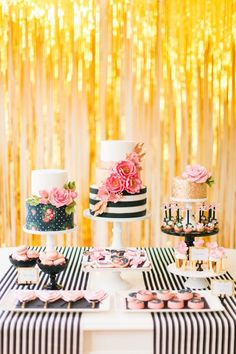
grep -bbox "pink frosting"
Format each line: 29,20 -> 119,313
115,160 -> 137,180
62,291 -> 84,302
175,241 -> 188,254
182,164 -> 211,183
105,173 -> 125,193
37,290 -> 62,303
14,290 -> 37,303
193,239 -> 204,247
49,188 -> 73,208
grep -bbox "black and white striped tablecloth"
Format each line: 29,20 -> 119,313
143,248 -> 236,354
0,247 -> 88,354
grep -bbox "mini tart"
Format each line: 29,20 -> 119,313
187,298 -> 205,309
127,292 -> 137,302
167,297 -> 184,309
156,290 -> 174,301
176,289 -> 193,301
127,299 -> 145,310
136,290 -> 153,301
147,299 -> 164,309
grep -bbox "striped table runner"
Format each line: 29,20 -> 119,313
143,248 -> 236,354
0,247 -> 88,354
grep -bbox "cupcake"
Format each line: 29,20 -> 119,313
174,222 -> 183,233
174,241 -> 188,270
196,223 -> 205,233
183,223 -> 194,234
205,222 -> 215,233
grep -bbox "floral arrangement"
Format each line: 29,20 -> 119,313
93,143 -> 145,216
26,181 -> 77,215
182,164 -> 214,186
175,241 -> 188,255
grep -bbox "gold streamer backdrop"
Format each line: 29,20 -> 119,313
0,0 -> 235,248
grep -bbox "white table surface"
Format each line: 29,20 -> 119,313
1,247 -> 235,354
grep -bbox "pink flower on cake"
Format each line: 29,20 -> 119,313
97,185 -> 110,202
39,198 -> 48,204
115,160 -> 137,180
182,164 -> 211,183
125,174 -> 142,194
39,190 -> 49,198
49,187 -> 73,208
109,193 -> 122,203
105,173 -> 125,194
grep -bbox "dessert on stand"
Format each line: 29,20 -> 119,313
23,169 -> 78,250
84,140 -> 151,289
162,164 -> 226,288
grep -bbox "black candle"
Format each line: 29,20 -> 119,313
187,209 -> 189,224
208,206 -> 212,222
213,206 -> 215,219
169,204 -> 171,220
177,208 -> 180,222
164,205 -> 168,219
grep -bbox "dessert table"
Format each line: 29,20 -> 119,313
0,247 -> 235,354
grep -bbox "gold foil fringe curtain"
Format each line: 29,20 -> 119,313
0,0 -> 235,248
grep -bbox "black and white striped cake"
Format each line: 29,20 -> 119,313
89,184 -> 147,218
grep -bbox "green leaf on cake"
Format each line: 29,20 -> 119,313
26,196 -> 40,206
206,176 -> 214,187
65,200 -> 76,214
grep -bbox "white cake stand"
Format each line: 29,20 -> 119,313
84,209 -> 151,249
167,262 -> 225,289
83,209 -> 151,290
23,225 -> 78,251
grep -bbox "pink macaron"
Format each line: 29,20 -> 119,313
16,245 -> 28,255
136,290 -> 153,302
156,290 -> 174,301
176,289 -> 193,301
27,250 -> 39,259
41,259 -> 54,266
188,298 -> 205,309
127,292 -> 137,302
14,254 -> 29,261
127,299 -> 145,310
53,258 -> 66,266
147,299 -> 164,309
167,297 -> 184,309
45,251 -> 58,261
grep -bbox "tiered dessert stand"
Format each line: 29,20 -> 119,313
161,197 -> 222,289
83,209 -> 151,290
23,225 -> 78,251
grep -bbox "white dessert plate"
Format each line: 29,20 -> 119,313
117,290 -> 224,313
0,290 -> 110,313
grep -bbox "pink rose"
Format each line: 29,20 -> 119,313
39,198 -> 48,204
48,187 -> 73,208
115,160 -> 137,180
125,174 -> 142,194
105,173 -> 125,194
182,164 -> 211,183
39,190 -> 49,198
109,193 -> 122,203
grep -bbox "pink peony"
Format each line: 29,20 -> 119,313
97,185 -> 110,202
182,164 -> 211,183
109,193 -> 122,203
39,190 -> 49,198
125,174 -> 142,194
126,152 -> 141,166
105,173 -> 125,194
48,187 -> 73,208
115,160 -> 137,180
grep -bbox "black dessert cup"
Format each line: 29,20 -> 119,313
9,254 -> 38,268
37,258 -> 68,290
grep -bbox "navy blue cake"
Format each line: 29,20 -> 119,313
25,169 -> 77,232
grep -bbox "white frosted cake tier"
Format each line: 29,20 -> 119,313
31,169 -> 67,196
101,140 -> 136,162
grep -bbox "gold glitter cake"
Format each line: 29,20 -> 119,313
171,177 -> 207,201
